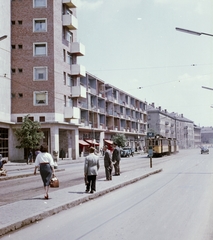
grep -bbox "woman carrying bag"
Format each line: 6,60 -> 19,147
34,145 -> 55,199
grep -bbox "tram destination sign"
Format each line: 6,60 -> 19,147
147,132 -> 154,138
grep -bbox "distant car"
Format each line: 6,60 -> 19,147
120,147 -> 134,157
201,147 -> 209,154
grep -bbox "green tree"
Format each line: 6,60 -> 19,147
112,133 -> 126,148
15,115 -> 44,159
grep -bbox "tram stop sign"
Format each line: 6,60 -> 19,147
148,147 -> 153,157
147,132 -> 154,138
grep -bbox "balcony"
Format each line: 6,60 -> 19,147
64,106 -> 80,119
63,0 -> 77,8
71,85 -> 86,98
71,42 -> 85,56
63,14 -> 78,30
71,64 -> 86,77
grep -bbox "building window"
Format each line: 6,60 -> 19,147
18,93 -> 23,98
33,0 -> 47,8
64,30 -> 73,42
18,45 -> 23,49
11,69 -> 16,73
18,68 -> 23,73
34,19 -> 47,32
67,52 -> 72,65
64,95 -> 66,107
34,67 -> 48,80
63,49 -> 66,62
29,117 -> 34,121
18,20 -> 22,25
0,128 -> 9,158
11,21 -> 15,25
34,43 -> 47,56
67,74 -> 72,86
34,91 -> 48,105
39,116 -> 45,122
17,117 -> 22,122
63,72 -> 66,85
12,45 -> 16,49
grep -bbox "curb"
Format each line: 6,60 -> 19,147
0,168 -> 162,236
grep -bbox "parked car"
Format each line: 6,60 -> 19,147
120,147 -> 134,157
201,147 -> 209,154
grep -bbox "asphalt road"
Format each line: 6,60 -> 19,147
1,148 -> 212,240
0,153 -> 168,206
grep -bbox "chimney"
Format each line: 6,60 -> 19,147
151,102 -> 155,108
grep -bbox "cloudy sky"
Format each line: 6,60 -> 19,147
77,0 -> 213,127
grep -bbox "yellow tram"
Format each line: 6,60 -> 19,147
146,134 -> 178,157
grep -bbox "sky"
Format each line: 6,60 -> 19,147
76,0 -> 213,127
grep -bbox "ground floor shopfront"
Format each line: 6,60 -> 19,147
1,122 -> 146,162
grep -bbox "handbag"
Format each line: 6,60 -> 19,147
50,175 -> 59,188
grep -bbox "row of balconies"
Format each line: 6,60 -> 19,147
72,85 -> 146,112
78,119 -> 146,133
64,106 -> 146,125
62,1 -> 86,77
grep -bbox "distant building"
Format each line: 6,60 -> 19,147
194,125 -> 201,148
201,127 -> 213,145
147,103 -> 196,149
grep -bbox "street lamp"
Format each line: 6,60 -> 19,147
0,35 -> 7,41
175,28 -> 213,37
202,86 -> 213,91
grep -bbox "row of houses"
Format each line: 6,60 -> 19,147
0,1 -> 207,161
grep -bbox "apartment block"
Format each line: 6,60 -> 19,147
74,73 -> 147,156
10,0 -> 85,160
147,103 -> 195,149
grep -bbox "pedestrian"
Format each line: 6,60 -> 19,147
112,142 -> 121,176
35,148 -> 41,158
34,145 -> 55,199
84,147 -> 100,193
60,148 -> 65,160
103,145 -> 112,180
0,158 -> 7,176
28,150 -> 33,164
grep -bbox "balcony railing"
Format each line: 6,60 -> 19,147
63,0 -> 77,8
63,14 -> 78,30
71,64 -> 86,77
71,85 -> 86,98
64,106 -> 80,119
71,42 -> 85,56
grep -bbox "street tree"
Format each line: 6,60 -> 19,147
112,133 -> 126,148
15,115 -> 44,160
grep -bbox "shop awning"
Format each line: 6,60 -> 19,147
85,139 -> 99,146
104,140 -> 113,145
79,140 -> 90,146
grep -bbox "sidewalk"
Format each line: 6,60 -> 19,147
0,165 -> 162,237
0,158 -> 85,180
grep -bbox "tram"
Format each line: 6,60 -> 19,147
146,134 -> 179,157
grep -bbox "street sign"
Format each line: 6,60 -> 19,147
148,148 -> 153,157
147,132 -> 154,138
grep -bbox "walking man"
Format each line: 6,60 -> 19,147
84,147 -> 100,193
112,142 -> 121,176
103,145 -> 112,180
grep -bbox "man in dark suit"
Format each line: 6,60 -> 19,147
112,142 -> 121,176
103,145 -> 112,180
